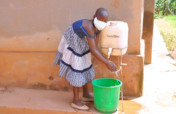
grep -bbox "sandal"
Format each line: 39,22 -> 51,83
82,97 -> 94,102
71,103 -> 89,110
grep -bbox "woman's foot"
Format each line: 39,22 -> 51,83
82,93 -> 94,102
73,100 -> 84,106
72,87 -> 89,110
82,84 -> 94,102
72,100 -> 89,110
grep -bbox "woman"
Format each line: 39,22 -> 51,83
54,8 -> 117,110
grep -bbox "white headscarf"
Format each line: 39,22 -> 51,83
93,17 -> 107,31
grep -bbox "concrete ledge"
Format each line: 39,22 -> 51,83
0,88 -> 142,114
0,52 -> 143,97
0,88 -> 99,114
0,52 -> 66,90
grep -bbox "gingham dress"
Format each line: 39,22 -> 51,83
54,19 -> 97,87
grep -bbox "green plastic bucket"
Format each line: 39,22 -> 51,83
92,78 -> 122,113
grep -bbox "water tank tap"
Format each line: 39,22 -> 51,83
108,48 -> 112,59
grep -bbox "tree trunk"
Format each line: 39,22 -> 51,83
163,0 -> 167,15
167,5 -> 175,15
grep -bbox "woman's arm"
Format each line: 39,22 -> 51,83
83,20 -> 117,71
87,37 -> 107,64
95,32 -> 102,54
87,37 -> 117,71
95,32 -> 100,46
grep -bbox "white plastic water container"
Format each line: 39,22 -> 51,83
100,21 -> 129,56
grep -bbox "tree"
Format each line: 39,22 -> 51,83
155,0 -> 176,16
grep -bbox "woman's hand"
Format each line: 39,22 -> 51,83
105,61 -> 117,72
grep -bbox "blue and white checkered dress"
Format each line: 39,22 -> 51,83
54,19 -> 96,87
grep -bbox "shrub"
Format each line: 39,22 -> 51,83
155,0 -> 176,16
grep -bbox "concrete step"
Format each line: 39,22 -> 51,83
0,88 -> 141,114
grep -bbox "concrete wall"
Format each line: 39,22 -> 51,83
0,0 -> 144,97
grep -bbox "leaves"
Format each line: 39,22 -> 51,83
155,0 -> 176,16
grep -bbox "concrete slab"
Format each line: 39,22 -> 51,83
0,52 -> 144,97
0,88 -> 97,114
0,88 -> 142,114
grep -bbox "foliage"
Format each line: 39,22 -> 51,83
155,0 -> 176,16
156,18 -> 176,51
165,15 -> 176,28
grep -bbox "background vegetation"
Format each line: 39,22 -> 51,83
155,0 -> 176,52
155,0 -> 176,18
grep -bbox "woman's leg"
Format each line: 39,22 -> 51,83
73,87 -> 84,106
83,83 -> 94,98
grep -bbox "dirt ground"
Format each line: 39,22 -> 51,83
131,23 -> 176,114
169,50 -> 176,60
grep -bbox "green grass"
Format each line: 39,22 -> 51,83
160,30 -> 176,51
154,14 -> 163,19
164,16 -> 176,28
144,61 -> 148,65
155,16 -> 176,51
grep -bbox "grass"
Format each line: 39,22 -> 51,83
155,15 -> 176,51
154,13 -> 164,19
164,16 -> 176,28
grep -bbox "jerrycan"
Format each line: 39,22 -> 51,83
100,21 -> 129,56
